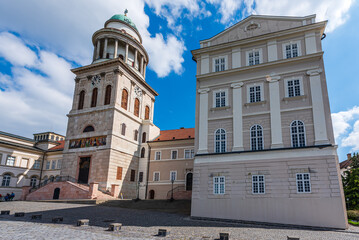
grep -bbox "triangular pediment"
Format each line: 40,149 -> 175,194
203,15 -> 316,47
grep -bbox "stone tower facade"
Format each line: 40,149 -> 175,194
61,13 -> 159,199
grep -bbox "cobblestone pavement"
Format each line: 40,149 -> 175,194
0,201 -> 358,240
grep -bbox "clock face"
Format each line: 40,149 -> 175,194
91,75 -> 101,87
134,86 -> 142,97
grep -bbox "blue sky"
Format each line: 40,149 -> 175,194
0,0 -> 358,162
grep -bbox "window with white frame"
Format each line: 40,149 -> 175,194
171,150 -> 178,160
33,160 -> 41,169
185,149 -> 194,159
285,43 -> 299,59
155,151 -> 161,160
213,176 -> 225,195
6,156 -> 15,166
213,56 -> 226,72
2,174 -> 11,187
252,175 -> 265,194
57,159 -> 62,169
215,129 -> 226,153
249,86 -> 261,103
51,160 -> 56,169
215,91 -> 226,107
46,161 -> 50,170
291,120 -> 306,147
30,177 -> 37,188
248,50 -> 260,66
287,79 -> 301,97
296,173 -> 311,193
251,125 -> 264,150
153,172 -> 160,181
170,171 -> 177,181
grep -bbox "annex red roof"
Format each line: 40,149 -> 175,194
49,140 -> 65,151
153,128 -> 195,142
340,159 -> 352,169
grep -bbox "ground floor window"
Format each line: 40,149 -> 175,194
213,176 -> 225,195
252,175 -> 265,194
296,173 -> 311,193
2,174 -> 11,186
30,177 -> 37,188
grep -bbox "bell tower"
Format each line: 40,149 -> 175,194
61,11 -> 160,199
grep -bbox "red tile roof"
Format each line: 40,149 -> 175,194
152,128 -> 195,142
340,159 -> 352,169
49,140 -> 65,151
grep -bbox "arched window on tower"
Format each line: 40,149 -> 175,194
250,125 -> 263,151
134,98 -> 140,117
291,120 -> 306,147
142,132 -> 146,143
121,89 -> 128,110
214,128 -> 226,153
83,125 -> 95,133
121,123 -> 126,136
145,106 -> 150,120
141,147 -> 146,158
78,90 -> 85,110
91,88 -> 98,107
104,85 -> 112,105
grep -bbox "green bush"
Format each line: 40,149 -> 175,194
347,210 -> 359,221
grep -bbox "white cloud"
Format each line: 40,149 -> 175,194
0,0 -> 186,78
342,120 -> 359,151
243,0 -> 355,32
207,0 -> 243,24
331,106 -> 359,139
0,32 -> 74,136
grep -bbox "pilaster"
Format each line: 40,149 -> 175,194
267,40 -> 277,62
267,75 -> 283,148
232,48 -> 241,68
307,68 -> 329,145
305,31 -> 317,54
198,88 -> 210,154
200,54 -> 209,75
102,38 -> 108,59
231,82 -> 244,151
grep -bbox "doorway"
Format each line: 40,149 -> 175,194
186,173 -> 193,191
78,157 -> 90,184
149,190 -> 155,199
53,188 -> 60,199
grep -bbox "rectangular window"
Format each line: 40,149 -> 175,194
296,173 -> 311,193
285,43 -> 298,59
287,79 -> 301,97
20,158 -> 29,168
155,151 -> 161,160
215,91 -> 226,108
154,172 -> 160,181
46,161 -> 50,170
170,171 -> 177,181
33,160 -> 41,169
171,150 -> 178,160
6,156 -> 15,166
185,149 -> 195,159
51,160 -> 56,169
249,86 -> 261,103
139,172 -> 144,182
252,175 -> 265,194
213,176 -> 225,195
214,57 -> 226,72
116,167 -> 123,180
248,51 -> 260,66
130,169 -> 136,182
57,159 -> 62,169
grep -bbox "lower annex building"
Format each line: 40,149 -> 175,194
0,12 -> 347,229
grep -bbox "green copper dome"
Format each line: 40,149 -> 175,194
109,14 -> 138,31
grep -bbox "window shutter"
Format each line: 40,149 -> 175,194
145,106 -> 150,120
134,98 -> 140,117
104,85 -> 112,105
78,91 -> 85,110
117,167 -> 122,180
121,89 -> 128,110
91,88 -> 98,107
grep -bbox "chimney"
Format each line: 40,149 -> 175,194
347,153 -> 352,160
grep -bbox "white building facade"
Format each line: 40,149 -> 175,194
191,15 -> 347,229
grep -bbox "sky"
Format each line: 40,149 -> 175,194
0,0 -> 358,162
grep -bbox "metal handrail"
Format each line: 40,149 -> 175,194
29,175 -> 81,193
166,185 -> 185,199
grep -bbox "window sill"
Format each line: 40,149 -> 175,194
210,106 -> 231,112
283,95 -> 307,102
244,100 -> 266,107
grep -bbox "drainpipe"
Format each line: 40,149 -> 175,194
38,151 -> 46,188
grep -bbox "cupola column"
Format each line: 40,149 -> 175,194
140,56 -> 144,74
114,40 -> 118,58
96,40 -> 100,60
143,63 -> 147,78
134,49 -> 138,70
125,43 -> 129,64
102,38 -> 108,59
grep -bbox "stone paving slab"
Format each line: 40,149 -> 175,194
0,201 -> 358,240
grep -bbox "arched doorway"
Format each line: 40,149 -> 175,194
78,157 -> 90,184
53,188 -> 60,199
186,173 -> 193,191
149,190 -> 155,199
